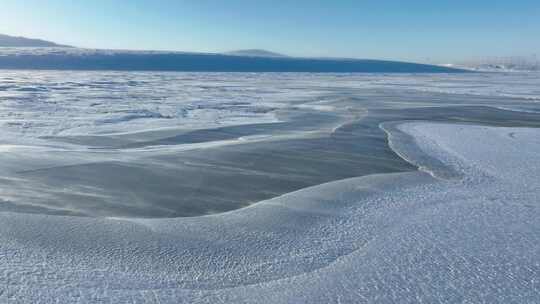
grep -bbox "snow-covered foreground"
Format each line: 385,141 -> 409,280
1,122 -> 539,303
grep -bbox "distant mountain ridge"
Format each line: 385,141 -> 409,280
0,34 -> 466,73
0,34 -> 71,47
225,49 -> 287,58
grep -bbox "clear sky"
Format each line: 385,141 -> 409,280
1,0 -> 538,63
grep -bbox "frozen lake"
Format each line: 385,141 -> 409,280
1,71 -> 539,217
1,71 -> 540,303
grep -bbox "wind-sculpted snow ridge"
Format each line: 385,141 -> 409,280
1,122 -> 539,303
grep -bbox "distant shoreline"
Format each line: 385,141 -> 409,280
0,48 -> 465,73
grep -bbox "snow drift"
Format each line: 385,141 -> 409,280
1,122 -> 539,303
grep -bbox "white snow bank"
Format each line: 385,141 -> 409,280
1,122 -> 539,303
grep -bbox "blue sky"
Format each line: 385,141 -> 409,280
1,0 -> 539,63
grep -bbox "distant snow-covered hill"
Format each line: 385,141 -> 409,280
224,49 -> 287,57
0,33 -> 71,47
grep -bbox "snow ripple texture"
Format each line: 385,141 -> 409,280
1,122 -> 539,303
0,71 -> 287,139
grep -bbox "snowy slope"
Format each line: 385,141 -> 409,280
1,122 -> 539,303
